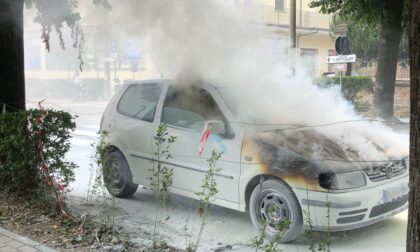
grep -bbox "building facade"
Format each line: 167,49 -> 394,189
24,0 -> 335,99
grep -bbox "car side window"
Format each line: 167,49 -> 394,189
117,84 -> 162,122
161,86 -> 226,132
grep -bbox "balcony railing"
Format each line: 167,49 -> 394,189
259,6 -> 332,30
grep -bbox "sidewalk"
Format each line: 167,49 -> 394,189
0,227 -> 56,252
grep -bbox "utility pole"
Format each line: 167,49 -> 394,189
290,0 -> 296,48
290,0 -> 297,77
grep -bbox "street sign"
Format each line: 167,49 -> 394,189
335,36 -> 351,55
334,24 -> 349,36
334,63 -> 347,72
326,54 -> 356,64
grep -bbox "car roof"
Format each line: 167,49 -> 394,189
122,78 -> 228,89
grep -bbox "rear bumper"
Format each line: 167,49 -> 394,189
293,175 -> 409,232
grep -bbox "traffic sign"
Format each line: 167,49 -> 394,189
335,36 -> 351,55
326,54 -> 356,64
333,63 -> 347,72
334,24 -> 349,36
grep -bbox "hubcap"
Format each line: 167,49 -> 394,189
105,157 -> 124,192
255,190 -> 291,232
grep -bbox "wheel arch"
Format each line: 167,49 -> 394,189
108,145 -> 131,165
108,144 -> 121,153
244,174 -> 290,212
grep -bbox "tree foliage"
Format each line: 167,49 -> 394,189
311,0 -> 408,119
311,0 -> 409,62
310,0 -> 401,23
330,14 -> 409,65
24,0 -> 111,70
315,76 -> 373,105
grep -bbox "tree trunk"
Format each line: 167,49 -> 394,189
407,0 -> 420,251
0,0 -> 25,112
373,0 -> 404,119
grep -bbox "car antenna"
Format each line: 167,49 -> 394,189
150,53 -> 164,79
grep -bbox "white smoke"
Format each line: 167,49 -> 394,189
85,0 -> 407,161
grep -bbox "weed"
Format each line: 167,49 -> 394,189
304,189 -> 332,252
85,130 -> 117,229
304,188 -> 316,252
317,197 -> 331,252
150,123 -> 176,248
189,150 -> 222,252
251,218 -> 291,252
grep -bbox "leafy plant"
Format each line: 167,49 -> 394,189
150,123 -> 176,248
317,201 -> 331,252
0,109 -> 76,197
251,219 -> 291,252
304,189 -> 332,252
315,76 -> 374,105
330,14 -> 409,65
85,130 -> 117,228
190,150 -> 222,252
304,209 -> 316,252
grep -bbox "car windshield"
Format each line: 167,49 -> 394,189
217,86 -> 266,123
216,86 -> 244,117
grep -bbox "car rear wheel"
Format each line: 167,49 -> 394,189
249,179 -> 303,243
104,150 -> 138,198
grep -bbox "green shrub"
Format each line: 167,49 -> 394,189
0,109 -> 76,196
315,76 -> 374,104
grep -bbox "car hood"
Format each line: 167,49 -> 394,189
243,127 -> 407,175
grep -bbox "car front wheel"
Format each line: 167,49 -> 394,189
249,179 -> 303,243
103,150 -> 138,198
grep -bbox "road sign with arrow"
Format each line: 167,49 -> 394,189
326,54 -> 356,64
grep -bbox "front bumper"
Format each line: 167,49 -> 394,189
293,174 -> 409,231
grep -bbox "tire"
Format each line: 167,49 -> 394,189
103,151 -> 138,198
249,179 -> 303,243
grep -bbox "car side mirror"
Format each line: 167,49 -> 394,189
206,120 -> 226,136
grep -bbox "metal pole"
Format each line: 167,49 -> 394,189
104,61 -> 111,98
340,71 -> 343,95
290,0 -> 296,48
290,0 -> 297,78
299,0 -> 302,26
114,61 -> 117,79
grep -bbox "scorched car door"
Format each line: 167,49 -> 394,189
159,86 -> 241,204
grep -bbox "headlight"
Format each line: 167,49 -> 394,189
319,171 -> 366,190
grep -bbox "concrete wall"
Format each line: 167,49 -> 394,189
299,33 -> 334,75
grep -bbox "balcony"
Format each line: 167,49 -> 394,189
259,6 -> 332,30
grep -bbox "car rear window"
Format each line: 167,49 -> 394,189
117,83 -> 162,122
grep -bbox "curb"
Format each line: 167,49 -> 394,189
0,227 -> 57,252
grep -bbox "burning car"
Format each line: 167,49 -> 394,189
100,79 -> 409,242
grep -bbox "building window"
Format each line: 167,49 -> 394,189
275,0 -> 284,11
